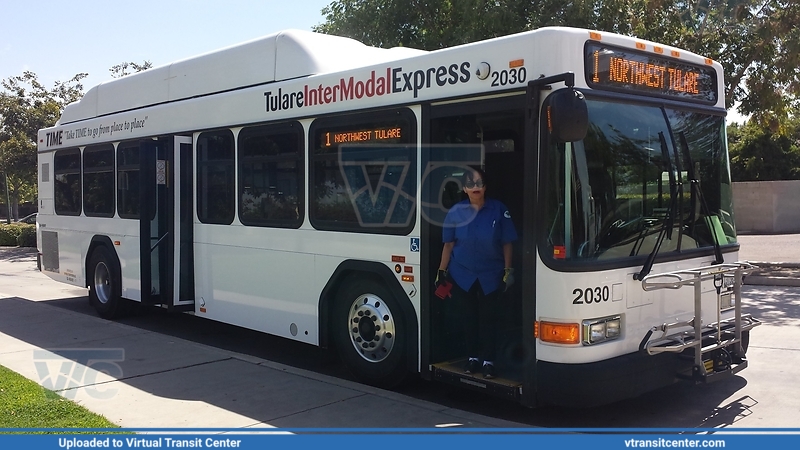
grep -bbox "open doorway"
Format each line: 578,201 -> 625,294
422,95 -> 527,386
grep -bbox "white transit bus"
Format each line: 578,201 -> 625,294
37,27 -> 759,407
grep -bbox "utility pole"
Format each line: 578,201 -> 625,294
2,172 -> 10,224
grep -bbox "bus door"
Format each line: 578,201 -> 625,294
421,96 -> 526,397
139,136 -> 195,310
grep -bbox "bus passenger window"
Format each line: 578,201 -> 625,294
83,144 -> 115,217
117,141 -> 140,219
54,148 -> 82,216
309,108 -> 417,234
197,130 -> 235,225
238,122 -> 304,228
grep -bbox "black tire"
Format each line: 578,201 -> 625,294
741,330 -> 750,354
88,246 -> 127,319
332,278 -> 413,388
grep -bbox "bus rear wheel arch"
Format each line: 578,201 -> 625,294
332,277 -> 414,388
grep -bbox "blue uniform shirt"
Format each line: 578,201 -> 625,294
442,198 -> 518,294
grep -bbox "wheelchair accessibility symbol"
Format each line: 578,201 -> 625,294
410,238 -> 420,252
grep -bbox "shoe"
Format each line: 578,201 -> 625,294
464,359 -> 480,374
482,363 -> 496,379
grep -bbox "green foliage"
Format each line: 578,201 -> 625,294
0,223 -> 24,246
728,117 -> 800,181
1,71 -> 86,217
315,0 -> 531,50
16,224 -> 36,247
0,223 -> 34,247
0,364 -> 119,429
109,61 -> 153,79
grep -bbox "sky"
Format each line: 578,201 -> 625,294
1,0 -> 333,91
2,0 -> 746,123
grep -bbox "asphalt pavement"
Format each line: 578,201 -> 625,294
1,234 -> 798,429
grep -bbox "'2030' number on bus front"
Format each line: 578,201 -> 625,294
491,67 -> 527,87
572,286 -> 610,304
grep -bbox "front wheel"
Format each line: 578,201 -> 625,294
741,330 -> 750,354
332,278 -> 414,388
88,246 -> 127,319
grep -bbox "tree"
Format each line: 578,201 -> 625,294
0,71 -> 86,219
728,117 -> 800,181
1,59 -> 152,220
109,61 -> 153,78
314,1 -> 800,124
314,0 -> 532,50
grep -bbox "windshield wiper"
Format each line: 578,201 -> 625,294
634,131 -> 677,281
678,132 -> 724,264
672,130 -> 685,250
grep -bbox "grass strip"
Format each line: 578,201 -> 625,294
0,364 -> 119,431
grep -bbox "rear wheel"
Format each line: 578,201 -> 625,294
332,278 -> 413,388
88,246 -> 127,319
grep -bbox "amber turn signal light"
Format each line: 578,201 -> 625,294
537,321 -> 580,345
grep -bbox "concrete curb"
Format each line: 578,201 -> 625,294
744,261 -> 800,268
743,261 -> 800,287
744,276 -> 800,287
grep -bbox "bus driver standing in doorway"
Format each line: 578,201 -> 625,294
435,167 -> 518,379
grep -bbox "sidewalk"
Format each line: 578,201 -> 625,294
0,247 -> 523,429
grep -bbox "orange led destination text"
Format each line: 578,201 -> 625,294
326,127 -> 402,146
608,57 -> 699,94
598,52 -> 700,94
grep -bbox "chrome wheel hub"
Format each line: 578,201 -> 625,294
347,293 -> 395,363
93,262 -> 112,304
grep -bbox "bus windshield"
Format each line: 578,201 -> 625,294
543,97 -> 736,262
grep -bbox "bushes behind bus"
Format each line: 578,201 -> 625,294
0,223 -> 36,247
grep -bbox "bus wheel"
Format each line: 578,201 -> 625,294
88,246 -> 126,319
741,330 -> 750,354
333,279 -> 411,388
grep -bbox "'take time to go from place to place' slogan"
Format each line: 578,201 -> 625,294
45,116 -> 148,147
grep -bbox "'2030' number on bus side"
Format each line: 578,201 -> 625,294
572,286 -> 610,304
491,67 -> 527,87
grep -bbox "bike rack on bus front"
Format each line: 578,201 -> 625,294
638,262 -> 761,382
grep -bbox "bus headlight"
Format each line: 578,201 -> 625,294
582,315 -> 622,345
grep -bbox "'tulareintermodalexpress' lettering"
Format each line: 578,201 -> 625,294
264,62 -> 471,112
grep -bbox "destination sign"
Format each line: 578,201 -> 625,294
585,43 -> 717,103
324,127 -> 403,147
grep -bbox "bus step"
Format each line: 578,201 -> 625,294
431,360 -> 521,401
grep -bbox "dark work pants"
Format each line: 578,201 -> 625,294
453,280 -> 501,362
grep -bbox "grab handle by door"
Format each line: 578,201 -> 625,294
151,232 -> 169,252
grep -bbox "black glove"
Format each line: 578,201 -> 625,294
435,269 -> 448,288
501,268 -> 515,292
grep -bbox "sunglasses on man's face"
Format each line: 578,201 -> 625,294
464,179 -> 485,189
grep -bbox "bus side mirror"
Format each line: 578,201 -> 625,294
548,89 -> 589,143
